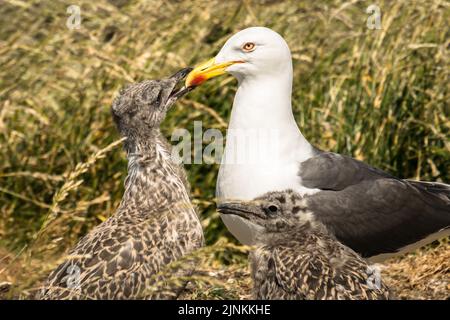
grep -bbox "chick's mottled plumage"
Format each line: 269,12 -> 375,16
219,190 -> 391,300
40,68 -> 204,299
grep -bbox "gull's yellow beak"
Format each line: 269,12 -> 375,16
185,58 -> 243,88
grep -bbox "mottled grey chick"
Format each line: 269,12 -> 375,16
40,68 -> 204,300
218,190 -> 391,300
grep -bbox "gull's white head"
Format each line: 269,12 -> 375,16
216,27 -> 292,80
186,27 -> 293,86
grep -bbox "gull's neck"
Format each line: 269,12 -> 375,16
118,132 -> 190,218
227,72 -> 313,162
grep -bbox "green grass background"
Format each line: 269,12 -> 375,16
0,0 -> 448,294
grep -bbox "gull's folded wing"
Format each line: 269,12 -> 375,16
299,152 -> 450,260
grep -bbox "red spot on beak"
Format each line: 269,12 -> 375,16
190,74 -> 207,87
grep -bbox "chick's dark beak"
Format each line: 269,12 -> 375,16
170,67 -> 193,82
168,67 -> 194,100
217,202 -> 265,220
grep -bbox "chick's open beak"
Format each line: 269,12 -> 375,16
185,58 -> 243,88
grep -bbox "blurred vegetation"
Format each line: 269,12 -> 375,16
0,0 -> 448,298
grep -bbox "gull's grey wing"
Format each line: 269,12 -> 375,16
406,180 -> 450,202
300,152 -> 395,191
299,152 -> 450,259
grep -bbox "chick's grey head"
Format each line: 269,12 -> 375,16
218,190 -> 317,235
111,68 -> 192,143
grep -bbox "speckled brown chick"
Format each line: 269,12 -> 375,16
39,68 -> 204,300
218,190 -> 391,300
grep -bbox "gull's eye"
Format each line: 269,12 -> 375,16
242,42 -> 256,52
265,204 -> 279,215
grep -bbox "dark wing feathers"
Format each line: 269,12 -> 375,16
40,213 -> 196,300
406,180 -> 450,201
40,223 -> 149,299
272,242 -> 390,299
300,153 -> 395,191
300,152 -> 450,258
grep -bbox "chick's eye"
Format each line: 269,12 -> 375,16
242,42 -> 256,52
267,205 -> 279,213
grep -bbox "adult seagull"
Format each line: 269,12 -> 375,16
185,27 -> 450,261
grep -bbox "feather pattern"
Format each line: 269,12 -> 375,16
39,70 -> 203,299
218,190 -> 391,300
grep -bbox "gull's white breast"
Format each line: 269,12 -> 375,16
216,142 -> 319,244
